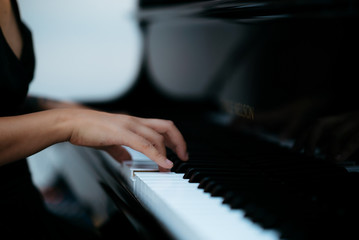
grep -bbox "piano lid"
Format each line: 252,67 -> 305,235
137,0 -> 359,22
138,0 -> 359,160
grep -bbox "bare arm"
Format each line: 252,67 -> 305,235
22,95 -> 88,113
0,108 -> 188,169
0,109 -> 70,166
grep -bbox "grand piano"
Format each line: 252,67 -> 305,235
56,1 -> 359,239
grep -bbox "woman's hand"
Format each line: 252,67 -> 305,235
23,95 -> 188,170
66,109 -> 188,170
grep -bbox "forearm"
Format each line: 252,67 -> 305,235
0,109 -> 71,166
22,95 -> 87,113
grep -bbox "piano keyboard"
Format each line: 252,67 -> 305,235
101,121 -> 359,240
115,158 -> 280,240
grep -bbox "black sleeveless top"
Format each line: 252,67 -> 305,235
0,2 -> 99,239
0,0 -> 37,201
0,0 -> 46,231
0,1 -> 35,116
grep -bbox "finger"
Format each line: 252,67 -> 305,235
121,130 -> 173,169
129,124 -> 167,157
139,119 -> 188,161
104,145 -> 132,163
158,165 -> 171,172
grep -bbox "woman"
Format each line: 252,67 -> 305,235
0,0 -> 188,238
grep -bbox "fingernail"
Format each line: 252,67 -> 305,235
165,159 -> 174,168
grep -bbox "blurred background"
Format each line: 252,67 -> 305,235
19,0 -> 142,102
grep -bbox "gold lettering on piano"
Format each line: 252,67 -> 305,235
221,100 -> 254,120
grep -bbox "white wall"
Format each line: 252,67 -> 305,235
18,0 -> 142,102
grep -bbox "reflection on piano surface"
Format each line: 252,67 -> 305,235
79,0 -> 359,239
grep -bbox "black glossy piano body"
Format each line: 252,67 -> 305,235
80,1 -> 359,239
91,0 -> 359,118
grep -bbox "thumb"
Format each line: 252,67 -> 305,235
105,145 -> 132,163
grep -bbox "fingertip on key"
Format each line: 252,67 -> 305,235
183,152 -> 189,161
165,159 -> 174,168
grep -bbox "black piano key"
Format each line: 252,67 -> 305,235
174,161 -> 244,173
228,193 -> 247,209
243,203 -> 280,229
188,171 -> 204,183
210,184 -> 227,196
222,191 -> 236,204
188,170 -> 260,183
198,177 -> 212,189
185,166 -> 257,177
210,180 -> 282,197
202,180 -> 216,193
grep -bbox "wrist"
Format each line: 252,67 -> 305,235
51,108 -> 77,143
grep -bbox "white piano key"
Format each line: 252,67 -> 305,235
134,172 -> 280,240
108,152 -> 280,240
